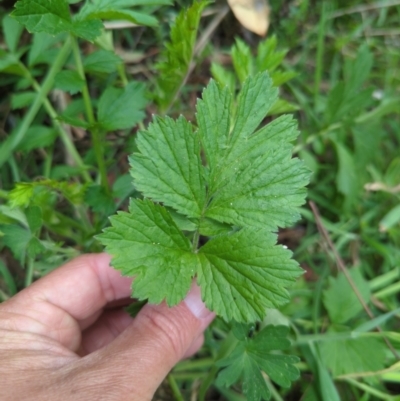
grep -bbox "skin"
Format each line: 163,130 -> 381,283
0,253 -> 215,400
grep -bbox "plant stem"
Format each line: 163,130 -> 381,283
8,156 -> 20,182
167,374 -> 184,401
192,229 -> 200,252
314,2 -> 328,105
25,257 -> 35,287
24,72 -> 92,183
117,64 -> 129,86
71,36 -> 110,194
0,39 -> 72,169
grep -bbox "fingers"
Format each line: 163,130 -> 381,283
70,285 -> 215,400
0,253 -> 133,350
80,309 -> 133,355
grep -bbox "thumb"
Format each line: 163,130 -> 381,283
73,285 -> 215,400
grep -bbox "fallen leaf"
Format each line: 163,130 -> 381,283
227,0 -> 270,36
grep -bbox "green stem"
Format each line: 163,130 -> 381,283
24,71 -> 92,183
167,374 -> 184,401
314,2 -> 328,105
43,147 -> 53,179
71,36 -> 110,193
25,257 -> 35,287
8,156 -> 21,182
117,63 -> 129,86
0,39 -> 72,169
192,229 -> 200,252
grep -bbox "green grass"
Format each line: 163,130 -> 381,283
1,0 -> 400,400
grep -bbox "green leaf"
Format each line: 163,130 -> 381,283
98,199 -> 197,305
12,0 -> 103,40
83,49 -> 122,74
26,236 -> 46,258
130,116 -> 206,218
318,335 -> 386,377
0,224 -> 32,262
3,15 -> 24,53
198,74 -> 309,230
380,203 -> 400,232
97,81 -> 147,131
70,18 -> 103,41
198,230 -> 302,322
333,140 -> 358,201
8,180 -> 85,208
26,205 -> 43,233
100,72 -> 309,323
323,267 -> 370,324
16,125 -> 58,152
11,92 -> 37,110
155,0 -> 207,110
85,184 -> 115,216
0,260 -> 17,296
54,70 -> 85,94
78,0 -> 168,27
12,0 -> 72,35
232,38 -> 253,84
217,325 -> 299,401
256,35 -> 286,72
0,50 -> 25,75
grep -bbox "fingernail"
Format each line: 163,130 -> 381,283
184,285 -> 212,319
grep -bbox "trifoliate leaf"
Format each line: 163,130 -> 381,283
155,0 -> 207,111
318,335 -> 386,377
99,199 -> 197,305
198,230 -> 301,322
217,325 -> 300,401
98,71 -> 310,323
97,81 -> 147,131
11,0 -> 103,41
130,116 -> 206,219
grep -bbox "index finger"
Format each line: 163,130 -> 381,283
0,253 -> 133,350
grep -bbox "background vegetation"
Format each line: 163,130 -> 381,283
0,0 -> 400,400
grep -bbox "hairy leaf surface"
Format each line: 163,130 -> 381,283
197,230 -> 301,322
98,71 -> 309,323
99,199 -> 196,305
130,116 -> 206,218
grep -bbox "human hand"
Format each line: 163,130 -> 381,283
0,254 -> 215,400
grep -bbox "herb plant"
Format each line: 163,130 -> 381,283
98,71 -> 310,323
2,0 -> 399,399
98,71 -> 310,397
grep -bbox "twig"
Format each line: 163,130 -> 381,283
194,6 -> 230,55
309,201 -> 400,360
330,0 -> 400,18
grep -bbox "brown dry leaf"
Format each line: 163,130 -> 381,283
227,0 -> 270,36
